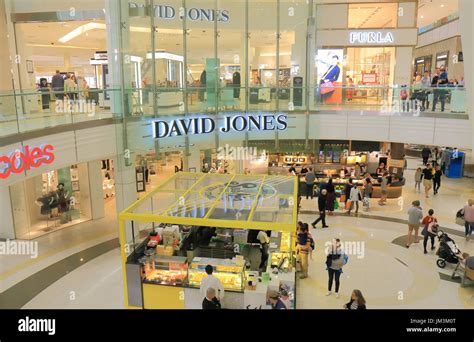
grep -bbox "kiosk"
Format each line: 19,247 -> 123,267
119,172 -> 298,309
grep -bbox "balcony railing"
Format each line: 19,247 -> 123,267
0,85 -> 467,139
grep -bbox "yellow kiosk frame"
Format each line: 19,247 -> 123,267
119,172 -> 298,309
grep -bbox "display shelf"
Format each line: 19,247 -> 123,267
143,255 -> 188,286
188,257 -> 245,292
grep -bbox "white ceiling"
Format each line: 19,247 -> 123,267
417,0 -> 458,28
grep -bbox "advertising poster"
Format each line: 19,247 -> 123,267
316,49 -> 344,104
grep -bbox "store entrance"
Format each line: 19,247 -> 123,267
135,151 -> 184,193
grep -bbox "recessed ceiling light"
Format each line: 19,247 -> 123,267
440,4 -> 445,8
420,15 -> 424,18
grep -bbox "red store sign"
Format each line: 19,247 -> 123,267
0,144 -> 55,179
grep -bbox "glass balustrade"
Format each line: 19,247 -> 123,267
0,84 -> 467,138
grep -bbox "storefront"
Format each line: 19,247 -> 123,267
9,160 -> 113,240
119,172 -> 298,309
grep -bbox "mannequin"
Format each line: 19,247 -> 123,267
232,71 -> 241,98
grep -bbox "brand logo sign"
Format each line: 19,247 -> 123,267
349,31 -> 394,44
0,145 -> 55,179
152,113 -> 288,139
129,2 -> 230,22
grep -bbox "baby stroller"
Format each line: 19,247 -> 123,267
436,230 -> 462,268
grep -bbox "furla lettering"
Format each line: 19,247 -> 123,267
18,316 -> 56,335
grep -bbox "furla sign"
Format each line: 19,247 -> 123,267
349,31 -> 394,45
152,113 -> 288,139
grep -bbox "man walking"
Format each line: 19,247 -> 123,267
312,189 -> 329,228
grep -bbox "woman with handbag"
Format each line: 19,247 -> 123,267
326,239 -> 348,298
421,209 -> 438,254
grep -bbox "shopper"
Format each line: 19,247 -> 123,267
38,78 -> 50,110
414,167 -> 422,192
268,290 -> 287,310
326,239 -> 347,298
288,164 -> 297,175
406,200 -> 423,248
433,165 -> 443,195
312,189 -> 329,228
64,73 -> 77,102
296,225 -> 311,279
421,209 -> 438,254
376,162 -> 386,176
51,70 -> 65,100
347,183 -> 361,215
354,162 -> 362,178
363,178 -> 373,211
343,290 -> 366,310
305,167 -> 316,200
343,178 -> 353,206
202,287 -> 221,309
461,199 -> 474,241
421,71 -> 431,110
421,164 -> 434,198
257,230 -> 270,270
326,178 -> 336,215
421,147 -> 431,165
378,173 -> 389,206
200,265 -> 225,300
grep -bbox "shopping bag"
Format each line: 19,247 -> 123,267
345,200 -> 352,210
340,194 -> 346,203
320,81 -> 335,95
334,200 -> 339,210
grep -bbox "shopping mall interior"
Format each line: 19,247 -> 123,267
0,0 -> 474,312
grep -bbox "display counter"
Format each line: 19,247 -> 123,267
188,257 -> 245,292
298,176 -> 405,199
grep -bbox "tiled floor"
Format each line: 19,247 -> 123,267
3,156 -> 474,309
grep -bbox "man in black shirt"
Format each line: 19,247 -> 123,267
421,164 -> 434,198
433,165 -> 443,195
312,189 -> 329,228
202,287 -> 221,309
421,147 -> 431,166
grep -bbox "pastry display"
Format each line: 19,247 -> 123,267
188,257 -> 244,292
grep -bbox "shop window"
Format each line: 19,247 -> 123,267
9,163 -> 93,240
348,3 -> 398,29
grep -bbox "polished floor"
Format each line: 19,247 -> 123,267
2,156 -> 474,309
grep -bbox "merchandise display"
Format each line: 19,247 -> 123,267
143,256 -> 188,286
188,257 -> 245,292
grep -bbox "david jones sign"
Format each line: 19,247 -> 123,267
153,114 -> 288,139
129,2 -> 230,22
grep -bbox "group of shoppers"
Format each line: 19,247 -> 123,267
50,70 -> 90,101
415,163 -> 443,198
406,201 -> 441,254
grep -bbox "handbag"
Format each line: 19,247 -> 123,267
334,199 -> 339,210
320,81 -> 335,95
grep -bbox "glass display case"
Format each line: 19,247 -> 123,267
270,252 -> 292,271
188,257 -> 245,292
143,255 -> 188,286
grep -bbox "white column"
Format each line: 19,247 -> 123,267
459,0 -> 474,153
0,186 -> 15,239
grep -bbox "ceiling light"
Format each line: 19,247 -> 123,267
420,15 -> 424,18
440,4 -> 445,7
27,43 -> 99,50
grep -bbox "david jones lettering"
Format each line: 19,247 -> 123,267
153,114 -> 288,139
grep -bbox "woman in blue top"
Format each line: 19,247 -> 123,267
325,238 -> 348,298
